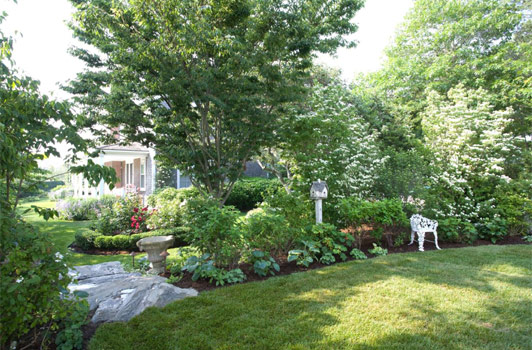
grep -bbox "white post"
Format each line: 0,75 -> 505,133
315,199 -> 322,224
98,152 -> 105,197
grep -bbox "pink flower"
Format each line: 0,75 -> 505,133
133,208 -> 139,213
131,222 -> 135,228
142,207 -> 148,212
131,216 -> 136,221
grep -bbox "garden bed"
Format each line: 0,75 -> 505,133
169,235 -> 530,292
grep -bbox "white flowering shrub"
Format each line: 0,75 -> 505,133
286,81 -> 385,222
421,85 -> 519,241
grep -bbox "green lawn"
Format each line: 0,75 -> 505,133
90,244 -> 532,350
20,200 -> 133,266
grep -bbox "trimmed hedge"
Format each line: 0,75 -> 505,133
149,178 -> 281,212
225,178 -> 282,211
74,227 -> 190,251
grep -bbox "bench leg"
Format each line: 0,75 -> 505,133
409,230 -> 415,245
434,231 -> 441,250
418,232 -> 425,252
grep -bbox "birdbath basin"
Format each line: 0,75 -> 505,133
136,235 -> 174,274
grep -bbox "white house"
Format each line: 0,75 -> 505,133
72,143 -> 268,200
71,143 -> 190,200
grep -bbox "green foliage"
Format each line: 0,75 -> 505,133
55,300 -> 90,350
437,217 -> 478,244
0,219 -> 74,347
75,228 -> 189,251
287,240 -> 320,267
368,243 -> 387,257
183,199 -> 244,267
261,189 -> 313,234
349,248 -> 367,260
67,0 -> 364,204
338,198 -> 408,247
393,232 -> 407,247
248,250 -> 280,277
243,207 -> 292,255
146,187 -> 196,230
225,178 -> 282,211
74,231 -> 101,251
523,235 -> 532,243
111,192 -> 145,233
477,216 -> 508,244
371,0 -> 530,135
258,74 -> 384,220
310,223 -> 353,264
182,254 -> 246,286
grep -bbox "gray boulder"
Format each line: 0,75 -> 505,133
69,262 -> 198,323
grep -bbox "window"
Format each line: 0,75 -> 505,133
179,175 -> 192,188
140,159 -> 146,190
126,163 -> 133,185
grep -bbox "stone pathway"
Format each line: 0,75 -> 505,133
68,261 -> 197,323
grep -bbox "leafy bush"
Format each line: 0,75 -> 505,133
146,187 -> 193,230
368,243 -> 388,257
182,254 -> 246,286
56,195 -> 117,221
55,300 -> 89,350
287,240 -> 320,267
261,189 -> 313,235
248,250 -> 280,277
110,192 -> 144,233
0,220 -> 77,347
225,178 -> 282,211
92,207 -> 122,235
243,208 -> 292,255
310,223 -> 353,264
75,227 -> 189,251
437,217 -> 477,243
349,248 -> 367,260
183,198 -> 244,267
74,231 -> 101,250
476,216 -> 507,244
338,198 -> 408,248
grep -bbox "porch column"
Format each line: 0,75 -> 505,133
98,152 -> 105,197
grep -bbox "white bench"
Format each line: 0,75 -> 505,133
409,214 -> 441,252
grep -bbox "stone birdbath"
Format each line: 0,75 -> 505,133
136,235 -> 174,274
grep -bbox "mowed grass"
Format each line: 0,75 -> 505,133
90,244 -> 532,350
20,200 -> 132,266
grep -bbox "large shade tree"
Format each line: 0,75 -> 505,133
66,0 -> 365,204
369,0 -> 531,138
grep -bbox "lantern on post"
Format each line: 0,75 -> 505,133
310,180 -> 328,224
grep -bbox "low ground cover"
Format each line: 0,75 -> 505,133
90,244 -> 532,350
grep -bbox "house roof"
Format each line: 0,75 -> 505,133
97,143 -> 150,152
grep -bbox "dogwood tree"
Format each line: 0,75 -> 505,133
421,84 -> 515,221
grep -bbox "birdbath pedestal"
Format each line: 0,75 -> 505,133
136,235 -> 174,274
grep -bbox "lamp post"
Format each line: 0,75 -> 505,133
310,180 -> 328,224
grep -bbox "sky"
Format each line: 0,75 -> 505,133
2,0 -> 414,167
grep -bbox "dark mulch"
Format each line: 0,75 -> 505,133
69,244 -> 133,255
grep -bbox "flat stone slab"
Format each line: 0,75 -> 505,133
69,262 -> 197,323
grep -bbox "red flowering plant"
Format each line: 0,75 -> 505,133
130,206 -> 152,233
